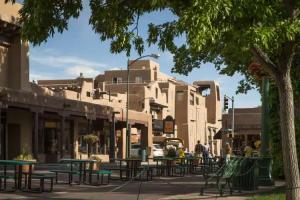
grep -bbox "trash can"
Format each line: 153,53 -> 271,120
233,157 -> 259,191
141,149 -> 147,161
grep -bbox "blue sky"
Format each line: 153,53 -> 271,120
29,3 -> 260,108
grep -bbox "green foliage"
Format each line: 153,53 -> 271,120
14,152 -> 35,161
83,134 -> 99,144
247,192 -> 285,200
166,147 -> 177,157
6,0 -> 299,92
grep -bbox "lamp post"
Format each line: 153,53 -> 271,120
110,111 -> 120,163
248,62 -> 274,186
125,53 -> 160,158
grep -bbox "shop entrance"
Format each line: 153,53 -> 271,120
44,127 -> 58,163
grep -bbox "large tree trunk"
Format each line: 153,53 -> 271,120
277,71 -> 300,200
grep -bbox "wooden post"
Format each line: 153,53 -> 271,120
32,112 -> 39,158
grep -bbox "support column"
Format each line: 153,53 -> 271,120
109,114 -> 116,163
60,115 -> 65,158
32,112 -> 39,158
258,77 -> 274,186
0,105 -> 2,159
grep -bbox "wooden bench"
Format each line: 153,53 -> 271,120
200,157 -> 245,196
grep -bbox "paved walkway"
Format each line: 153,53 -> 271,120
0,174 -> 284,200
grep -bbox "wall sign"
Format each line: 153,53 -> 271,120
163,115 -> 175,134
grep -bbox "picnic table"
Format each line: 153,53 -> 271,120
57,159 -> 98,184
153,157 -> 178,176
0,160 -> 36,191
116,158 -> 142,180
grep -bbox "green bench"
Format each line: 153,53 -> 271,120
30,174 -> 55,192
50,169 -> 79,184
0,173 -> 16,191
200,157 -> 245,196
90,170 -> 112,185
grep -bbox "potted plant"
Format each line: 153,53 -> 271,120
83,134 -> 99,158
14,152 -> 36,173
89,155 -> 101,171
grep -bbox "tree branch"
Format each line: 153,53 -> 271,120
279,41 -> 296,73
250,46 -> 279,78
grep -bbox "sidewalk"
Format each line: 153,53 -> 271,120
0,174 -> 284,200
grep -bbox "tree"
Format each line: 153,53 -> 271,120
6,0 -> 300,199
269,52 -> 300,179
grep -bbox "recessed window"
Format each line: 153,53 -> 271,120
176,91 -> 184,101
190,92 -> 195,105
135,76 -> 143,83
216,86 -> 220,101
86,92 -> 91,97
112,77 -> 122,84
196,97 -> 199,105
156,88 -> 158,98
198,85 -> 211,96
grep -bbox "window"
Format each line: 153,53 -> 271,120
112,77 -> 122,84
176,91 -> 184,101
198,85 -> 211,96
86,91 -> 91,97
216,86 -> 220,101
166,92 -> 168,103
135,76 -> 143,83
196,97 -> 199,105
155,88 -> 158,98
190,92 -> 195,105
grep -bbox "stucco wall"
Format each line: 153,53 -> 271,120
0,46 -> 9,88
6,109 -> 33,154
0,1 -> 22,24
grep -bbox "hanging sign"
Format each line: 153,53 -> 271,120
163,115 -> 175,134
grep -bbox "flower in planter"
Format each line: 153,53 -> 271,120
83,134 -> 99,144
166,147 -> 177,158
83,134 -> 99,158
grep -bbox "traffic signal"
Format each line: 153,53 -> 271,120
224,96 -> 229,110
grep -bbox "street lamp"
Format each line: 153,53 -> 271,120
125,53 -> 160,158
110,111 -> 120,163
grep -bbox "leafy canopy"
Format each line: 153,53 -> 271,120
7,0 -> 300,91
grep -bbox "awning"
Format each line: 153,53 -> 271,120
213,129 -> 223,139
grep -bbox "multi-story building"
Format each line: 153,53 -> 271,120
0,1 -> 223,161
0,1 -> 152,162
95,60 -> 222,155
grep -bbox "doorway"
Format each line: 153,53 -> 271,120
7,123 -> 21,159
44,128 -> 58,163
0,112 -> 6,159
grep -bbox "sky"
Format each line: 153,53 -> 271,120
29,3 -> 261,108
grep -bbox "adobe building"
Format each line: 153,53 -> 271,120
222,107 -> 261,154
95,60 -> 222,155
0,1 -> 152,162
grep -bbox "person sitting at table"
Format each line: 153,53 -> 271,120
178,147 -> 185,158
244,142 -> 253,157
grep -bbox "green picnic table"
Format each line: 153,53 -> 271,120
57,159 -> 98,185
0,160 -> 36,191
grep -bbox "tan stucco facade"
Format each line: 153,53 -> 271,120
222,107 -> 261,154
95,60 -> 222,155
0,1 -> 222,161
